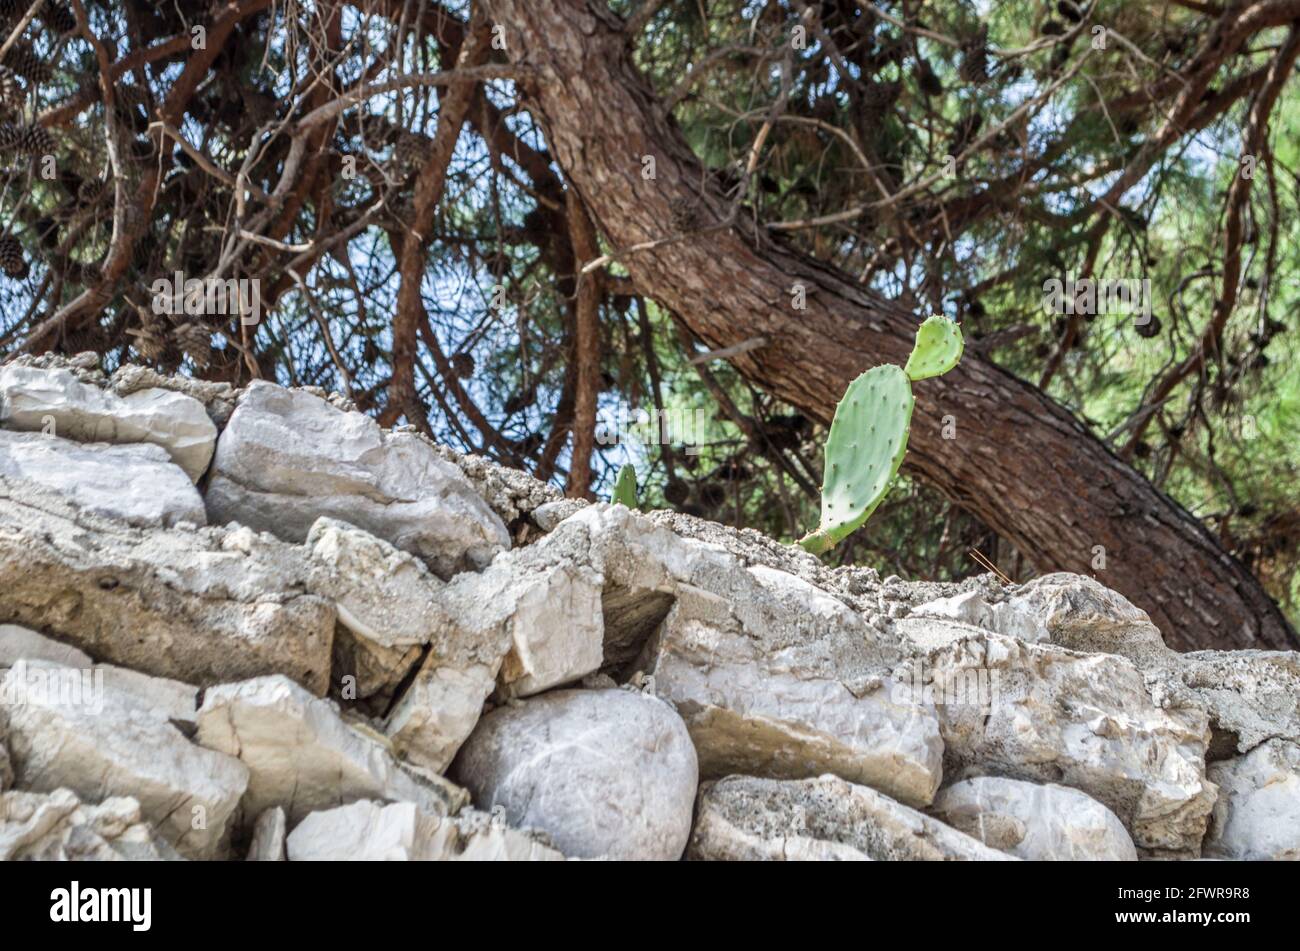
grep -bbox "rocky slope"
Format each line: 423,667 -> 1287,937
0,353 -> 1297,861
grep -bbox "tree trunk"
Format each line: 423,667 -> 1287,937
565,189 -> 602,500
482,0 -> 1295,652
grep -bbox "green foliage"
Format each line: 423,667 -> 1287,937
800,317 -> 963,555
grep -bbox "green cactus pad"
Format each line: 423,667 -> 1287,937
904,315 -> 964,382
612,463 -> 638,509
798,364 -> 913,554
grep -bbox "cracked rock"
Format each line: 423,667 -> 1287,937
0,661 -> 248,858
0,623 -> 92,669
526,506 -> 942,808
0,479 -> 335,694
1146,650 -> 1300,756
919,629 -> 1216,854
548,503 -> 942,807
305,517 -> 446,700
688,774 -> 1011,861
246,807 -> 287,861
196,675 -> 468,825
0,727 -> 9,792
0,623 -> 199,725
382,530 -> 604,770
1,788 -> 184,861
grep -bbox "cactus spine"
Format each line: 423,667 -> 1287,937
798,315 -> 963,555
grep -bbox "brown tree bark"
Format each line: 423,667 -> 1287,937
481,0 -> 1296,651
565,190 -> 602,501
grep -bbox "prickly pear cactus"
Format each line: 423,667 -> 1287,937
904,314 -> 964,381
799,316 -> 962,555
612,463 -> 638,509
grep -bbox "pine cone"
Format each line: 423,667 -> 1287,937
0,233 -> 26,278
2,42 -> 53,85
392,131 -> 427,172
0,66 -> 22,115
1056,1 -> 1083,24
450,351 -> 475,378
959,23 -> 990,85
77,176 -> 107,205
173,322 -> 213,369
20,122 -> 53,154
1135,315 -> 1162,339
915,57 -> 943,97
862,79 -> 902,116
0,122 -> 54,156
40,2 -> 76,34
126,316 -> 167,363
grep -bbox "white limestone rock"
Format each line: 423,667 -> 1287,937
306,517 -> 446,699
451,688 -> 697,860
384,656 -> 502,775
195,675 -> 468,825
542,505 -> 940,807
689,774 -> 1012,861
382,536 -> 604,770
918,576 -> 1300,762
1147,650 -> 1300,756
0,623 -> 91,669
920,630 -> 1216,854
493,560 -> 604,698
1002,573 -> 1171,663
0,431 -> 205,528
246,807 -> 287,861
0,364 -> 217,481
0,787 -> 183,861
0,623 -> 199,725
0,662 -> 248,858
930,776 -> 1138,860
95,665 -> 199,727
285,800 -> 564,861
906,573 -> 1172,663
0,479 -> 336,694
1204,739 -> 1300,860
456,542 -> 605,702
909,588 -> 1050,644
530,498 -> 588,532
649,571 -> 942,807
205,381 -> 509,577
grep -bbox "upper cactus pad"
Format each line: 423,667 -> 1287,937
904,315 -> 963,381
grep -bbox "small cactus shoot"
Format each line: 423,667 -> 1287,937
612,463 -> 638,509
798,316 -> 963,555
903,314 -> 964,381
